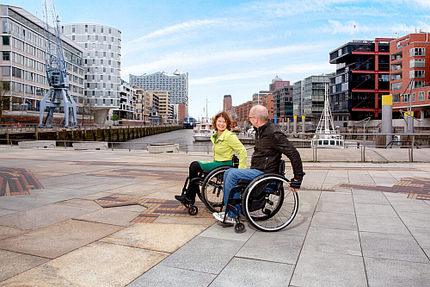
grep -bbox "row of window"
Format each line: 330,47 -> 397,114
9,81 -> 83,95
391,81 -> 427,91
393,90 -> 430,102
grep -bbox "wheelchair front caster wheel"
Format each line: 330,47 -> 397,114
235,222 -> 246,233
188,205 -> 198,216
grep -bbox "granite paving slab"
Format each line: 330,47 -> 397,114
127,264 -> 216,287
356,214 -> 410,235
290,249 -> 367,287
0,219 -> 122,259
301,226 -> 362,257
0,225 -> 25,240
1,241 -> 168,286
0,249 -> 49,282
100,222 -> 208,253
310,210 -> 358,231
160,236 -> 244,274
236,230 -> 305,264
360,231 -> 429,263
364,257 -> 430,287
0,203 -> 97,230
73,208 -> 144,227
210,257 -> 295,287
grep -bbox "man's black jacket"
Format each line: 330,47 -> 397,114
251,121 -> 305,181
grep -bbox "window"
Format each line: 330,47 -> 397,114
2,35 -> 9,45
410,47 -> 425,56
414,81 -> 426,88
2,66 -> 10,76
391,82 -> 402,91
402,94 -> 409,103
2,51 -> 9,60
410,70 -> 425,79
428,91 -> 430,100
410,59 -> 425,68
418,91 -> 424,101
413,92 -> 416,102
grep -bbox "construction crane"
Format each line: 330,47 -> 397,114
39,0 -> 77,128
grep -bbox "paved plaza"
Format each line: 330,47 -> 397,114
0,145 -> 430,286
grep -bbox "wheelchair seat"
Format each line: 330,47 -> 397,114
179,154 -> 240,215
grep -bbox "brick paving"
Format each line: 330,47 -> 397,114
0,167 -> 43,196
336,177 -> 430,200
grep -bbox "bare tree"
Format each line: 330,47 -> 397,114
0,81 -> 11,126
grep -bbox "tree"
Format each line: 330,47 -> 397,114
0,81 -> 11,126
111,112 -> 119,121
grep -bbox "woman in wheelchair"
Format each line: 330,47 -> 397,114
175,111 -> 247,211
213,105 -> 304,231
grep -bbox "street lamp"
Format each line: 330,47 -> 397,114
354,117 -> 371,162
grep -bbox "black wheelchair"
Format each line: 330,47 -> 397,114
179,155 -> 239,215
222,160 -> 300,233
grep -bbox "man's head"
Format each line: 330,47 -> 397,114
249,105 -> 269,128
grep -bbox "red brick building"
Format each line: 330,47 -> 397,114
390,33 -> 430,119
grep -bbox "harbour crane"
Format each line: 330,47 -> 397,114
39,0 -> 77,128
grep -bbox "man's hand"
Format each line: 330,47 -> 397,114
289,179 -> 301,190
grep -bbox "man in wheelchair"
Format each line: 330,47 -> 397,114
213,105 -> 305,227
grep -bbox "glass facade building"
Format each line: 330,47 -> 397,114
62,23 -> 121,109
0,5 -> 84,111
129,70 -> 188,106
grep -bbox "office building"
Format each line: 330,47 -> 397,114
223,95 -> 232,113
150,90 -> 170,124
62,23 -> 122,123
390,33 -> 430,119
0,5 -> 84,113
329,38 -> 392,124
129,70 -> 188,108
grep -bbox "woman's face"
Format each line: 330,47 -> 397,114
216,116 -> 227,132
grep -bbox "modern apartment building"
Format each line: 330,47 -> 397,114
271,77 -> 293,121
150,90 -> 170,124
234,100 -> 253,128
390,33 -> 430,119
129,70 -> 188,109
115,79 -> 135,120
0,5 -> 84,112
62,23 -> 121,123
329,38 -> 392,123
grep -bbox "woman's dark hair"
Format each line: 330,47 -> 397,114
212,111 -> 232,131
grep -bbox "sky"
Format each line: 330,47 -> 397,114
9,0 -> 430,119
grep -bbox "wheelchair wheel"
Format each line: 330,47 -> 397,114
242,174 -> 299,232
188,205 -> 198,216
201,166 -> 232,213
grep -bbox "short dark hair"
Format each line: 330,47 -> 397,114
212,111 -> 232,131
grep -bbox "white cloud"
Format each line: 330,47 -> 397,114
122,44 -> 327,77
190,62 -> 332,85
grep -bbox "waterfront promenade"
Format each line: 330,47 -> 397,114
0,146 -> 430,286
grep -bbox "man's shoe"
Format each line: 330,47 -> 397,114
213,212 -> 235,224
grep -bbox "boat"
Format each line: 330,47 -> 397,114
193,121 -> 214,141
311,84 -> 345,148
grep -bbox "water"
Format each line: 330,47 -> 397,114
115,129 -> 254,152
115,129 -> 214,152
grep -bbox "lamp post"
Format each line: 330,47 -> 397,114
354,117 -> 371,162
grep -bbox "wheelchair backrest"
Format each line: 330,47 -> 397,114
278,160 -> 285,175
